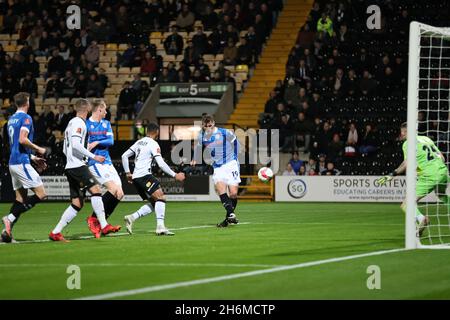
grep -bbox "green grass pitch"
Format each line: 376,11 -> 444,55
0,201 -> 449,299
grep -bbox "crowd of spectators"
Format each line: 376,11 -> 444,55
282,151 -> 341,176
260,0 -> 423,174
0,0 -> 283,122
0,0 -> 283,168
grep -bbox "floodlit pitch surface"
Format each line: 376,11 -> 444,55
0,202 -> 449,299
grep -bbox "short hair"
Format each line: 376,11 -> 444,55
92,99 -> 106,112
401,122 -> 407,129
202,114 -> 214,124
75,98 -> 91,112
147,122 -> 160,133
14,92 -> 30,108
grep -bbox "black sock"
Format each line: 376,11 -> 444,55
219,193 -> 234,218
91,192 -> 120,219
9,201 -> 24,223
105,193 -> 120,219
231,197 -> 238,211
9,195 -> 42,224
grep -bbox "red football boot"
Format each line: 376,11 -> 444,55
87,216 -> 101,236
101,224 -> 121,236
49,232 -> 69,242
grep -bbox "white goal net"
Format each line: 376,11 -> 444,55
407,22 -> 450,248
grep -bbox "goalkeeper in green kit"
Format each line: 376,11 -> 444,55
377,123 -> 450,236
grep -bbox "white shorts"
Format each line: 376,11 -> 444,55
89,163 -> 122,186
9,164 -> 43,190
213,160 -> 241,186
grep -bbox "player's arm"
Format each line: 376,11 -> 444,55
19,127 -> 46,156
121,148 -> 135,183
71,131 -> 105,163
376,160 -> 406,186
152,143 -> 185,181
226,128 -> 240,152
191,131 -> 203,166
88,123 -> 114,150
154,155 -> 185,182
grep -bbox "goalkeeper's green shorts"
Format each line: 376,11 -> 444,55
417,167 -> 449,197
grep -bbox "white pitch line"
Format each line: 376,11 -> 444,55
0,222 -> 252,245
76,247 -> 408,300
0,262 -> 280,268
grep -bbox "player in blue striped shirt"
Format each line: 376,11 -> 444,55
85,100 -> 123,236
2,92 -> 48,243
192,114 -> 241,227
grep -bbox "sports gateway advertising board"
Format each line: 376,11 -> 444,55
275,176 -> 447,203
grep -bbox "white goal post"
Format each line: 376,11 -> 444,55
407,22 -> 450,249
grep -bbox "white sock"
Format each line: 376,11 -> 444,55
7,214 -> 16,223
155,201 -> 166,228
91,196 -> 108,229
416,214 -> 425,224
52,205 -> 78,234
131,204 -> 153,221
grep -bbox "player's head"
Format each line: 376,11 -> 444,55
75,98 -> 92,118
91,99 -> 107,120
400,122 -> 407,141
146,122 -> 160,139
14,92 -> 30,111
201,114 -> 215,134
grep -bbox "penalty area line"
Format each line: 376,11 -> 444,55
76,247 -> 408,300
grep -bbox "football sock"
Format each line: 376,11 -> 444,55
7,195 -> 42,225
220,193 -> 234,218
91,192 -> 120,219
401,203 -> 425,224
91,194 -> 108,229
416,207 -> 425,224
155,200 -> 166,228
52,204 -> 80,234
131,203 -> 153,221
231,197 -> 238,211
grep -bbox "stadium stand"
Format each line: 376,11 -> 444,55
261,0 -> 449,176
1,0 -> 448,178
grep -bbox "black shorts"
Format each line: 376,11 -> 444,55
65,166 -> 98,199
133,175 -> 161,201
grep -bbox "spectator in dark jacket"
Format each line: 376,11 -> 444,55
358,124 -> 378,155
118,81 -> 138,120
164,27 -> 184,55
47,49 -> 65,77
20,72 -> 38,99
192,27 -> 209,56
54,105 -> 69,132
44,73 -> 62,99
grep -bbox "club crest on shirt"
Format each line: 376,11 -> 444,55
215,133 -> 221,140
90,125 -> 94,129
24,118 -> 30,125
76,128 -> 82,134
102,122 -> 107,128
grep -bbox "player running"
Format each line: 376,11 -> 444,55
49,99 -> 120,242
1,92 -> 48,243
377,122 -> 449,236
122,122 -> 185,235
191,114 -> 240,227
85,100 -> 123,236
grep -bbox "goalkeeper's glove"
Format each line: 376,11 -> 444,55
376,171 -> 397,186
